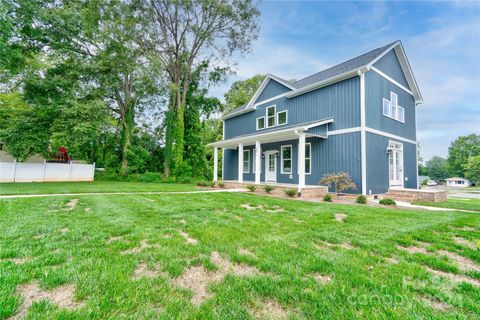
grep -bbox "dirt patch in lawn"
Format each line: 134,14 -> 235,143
238,248 -> 256,258
334,213 -> 347,222
453,237 -> 477,249
133,262 -> 165,279
240,203 -> 284,213
179,219 -> 187,225
396,245 -> 429,255
59,228 -> 69,234
313,273 -> 332,284
438,250 -> 480,272
175,251 -> 262,305
450,226 -> 477,232
2,257 -> 29,265
420,295 -> 449,311
385,257 -> 400,264
84,208 -> 91,213
107,236 -> 124,243
240,203 -> 258,211
251,298 -> 289,320
426,267 -> 480,287
314,241 -> 354,250
121,240 -> 151,254
63,199 -> 79,211
11,282 -> 83,320
292,218 -> 303,224
179,231 -> 198,245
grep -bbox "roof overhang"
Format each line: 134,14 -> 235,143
208,118 -> 333,149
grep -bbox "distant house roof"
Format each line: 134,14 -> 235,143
445,177 -> 469,181
223,40 -> 422,120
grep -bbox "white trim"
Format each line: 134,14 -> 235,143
327,127 -> 361,136
286,69 -> 359,98
415,105 -> 419,188
245,76 -> 270,108
371,66 -> 413,95
222,120 -> 225,139
253,145 -> 262,175
280,145 -> 293,174
305,142 -> 311,175
252,92 -> 287,108
243,149 -> 250,173
256,116 -> 265,130
268,74 -> 297,90
277,110 -> 288,126
388,140 -> 404,188
221,148 -> 225,180
359,71 -> 367,195
238,144 -> 243,183
266,105 -> 276,128
366,127 -> 417,145
213,147 -> 218,181
368,41 -> 400,67
297,133 -> 306,189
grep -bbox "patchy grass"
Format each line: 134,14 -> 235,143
414,197 -> 480,212
0,187 -> 479,319
0,181 -> 198,195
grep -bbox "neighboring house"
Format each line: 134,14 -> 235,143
209,41 -> 422,195
445,177 -> 472,187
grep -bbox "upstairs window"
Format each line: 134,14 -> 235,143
281,145 -> 292,174
256,117 -> 265,130
266,105 -> 276,127
382,91 -> 405,123
243,150 -> 250,173
277,110 -> 287,125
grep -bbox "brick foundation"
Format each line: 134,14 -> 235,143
384,188 -> 447,203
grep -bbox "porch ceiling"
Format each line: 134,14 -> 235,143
208,118 -> 333,149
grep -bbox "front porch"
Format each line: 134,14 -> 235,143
209,119 -> 334,192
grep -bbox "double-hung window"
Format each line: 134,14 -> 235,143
305,143 -> 311,174
266,105 -> 276,127
277,110 -> 287,125
281,145 -> 292,174
243,150 -> 250,173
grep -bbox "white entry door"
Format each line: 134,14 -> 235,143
389,141 -> 404,188
265,152 -> 277,182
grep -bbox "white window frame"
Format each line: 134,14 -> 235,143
243,149 -> 250,173
266,105 -> 276,128
305,143 -> 311,175
277,110 -> 288,126
280,145 -> 292,174
383,91 -> 405,123
253,148 -> 261,173
256,117 -> 265,130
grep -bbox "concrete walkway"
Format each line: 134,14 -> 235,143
371,199 -> 477,213
0,188 -> 248,199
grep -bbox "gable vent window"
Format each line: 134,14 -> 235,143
382,92 -> 405,123
277,110 -> 287,125
266,105 -> 276,127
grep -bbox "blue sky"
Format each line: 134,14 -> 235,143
210,0 -> 480,161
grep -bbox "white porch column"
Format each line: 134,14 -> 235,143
238,143 -> 243,183
298,132 -> 306,190
255,140 -> 261,184
213,147 -> 218,182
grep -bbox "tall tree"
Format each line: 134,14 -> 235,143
143,0 -> 260,177
447,134 -> 480,177
223,74 -> 265,112
426,156 -> 448,182
464,156 -> 480,185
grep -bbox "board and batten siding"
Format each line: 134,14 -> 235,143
223,133 -> 362,193
254,79 -> 292,104
373,50 -> 410,89
224,77 -> 360,139
365,71 -> 416,141
366,132 -> 417,194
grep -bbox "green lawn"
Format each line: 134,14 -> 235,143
1,186 -> 479,319
0,181 -> 198,195
414,197 -> 480,212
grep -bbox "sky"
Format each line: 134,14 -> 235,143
209,0 -> 480,161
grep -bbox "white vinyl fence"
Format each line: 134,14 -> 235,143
0,161 -> 95,183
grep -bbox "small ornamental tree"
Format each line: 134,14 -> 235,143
319,172 -> 357,194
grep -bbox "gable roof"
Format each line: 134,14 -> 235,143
223,40 -> 422,120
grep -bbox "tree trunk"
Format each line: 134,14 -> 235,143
119,103 -> 134,175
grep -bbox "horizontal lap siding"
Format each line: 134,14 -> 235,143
365,72 -> 416,141
366,132 -> 417,194
223,133 -> 362,194
224,77 -> 360,139
254,80 -> 292,104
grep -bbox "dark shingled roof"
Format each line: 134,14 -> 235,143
224,41 -> 398,118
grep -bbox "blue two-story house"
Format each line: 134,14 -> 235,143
209,41 -> 423,195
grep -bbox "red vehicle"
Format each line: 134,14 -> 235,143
48,147 -> 71,163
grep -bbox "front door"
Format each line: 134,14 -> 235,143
265,152 -> 277,182
389,141 -> 404,188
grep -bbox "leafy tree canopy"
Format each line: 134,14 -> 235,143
223,74 -> 265,113
447,134 -> 480,177
464,156 -> 480,185
426,156 -> 448,182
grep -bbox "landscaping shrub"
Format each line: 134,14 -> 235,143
246,184 -> 257,192
264,185 -> 277,193
197,181 -> 214,187
356,195 -> 367,204
379,198 -> 396,206
323,194 -> 333,202
218,181 -> 226,188
284,188 -> 298,198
